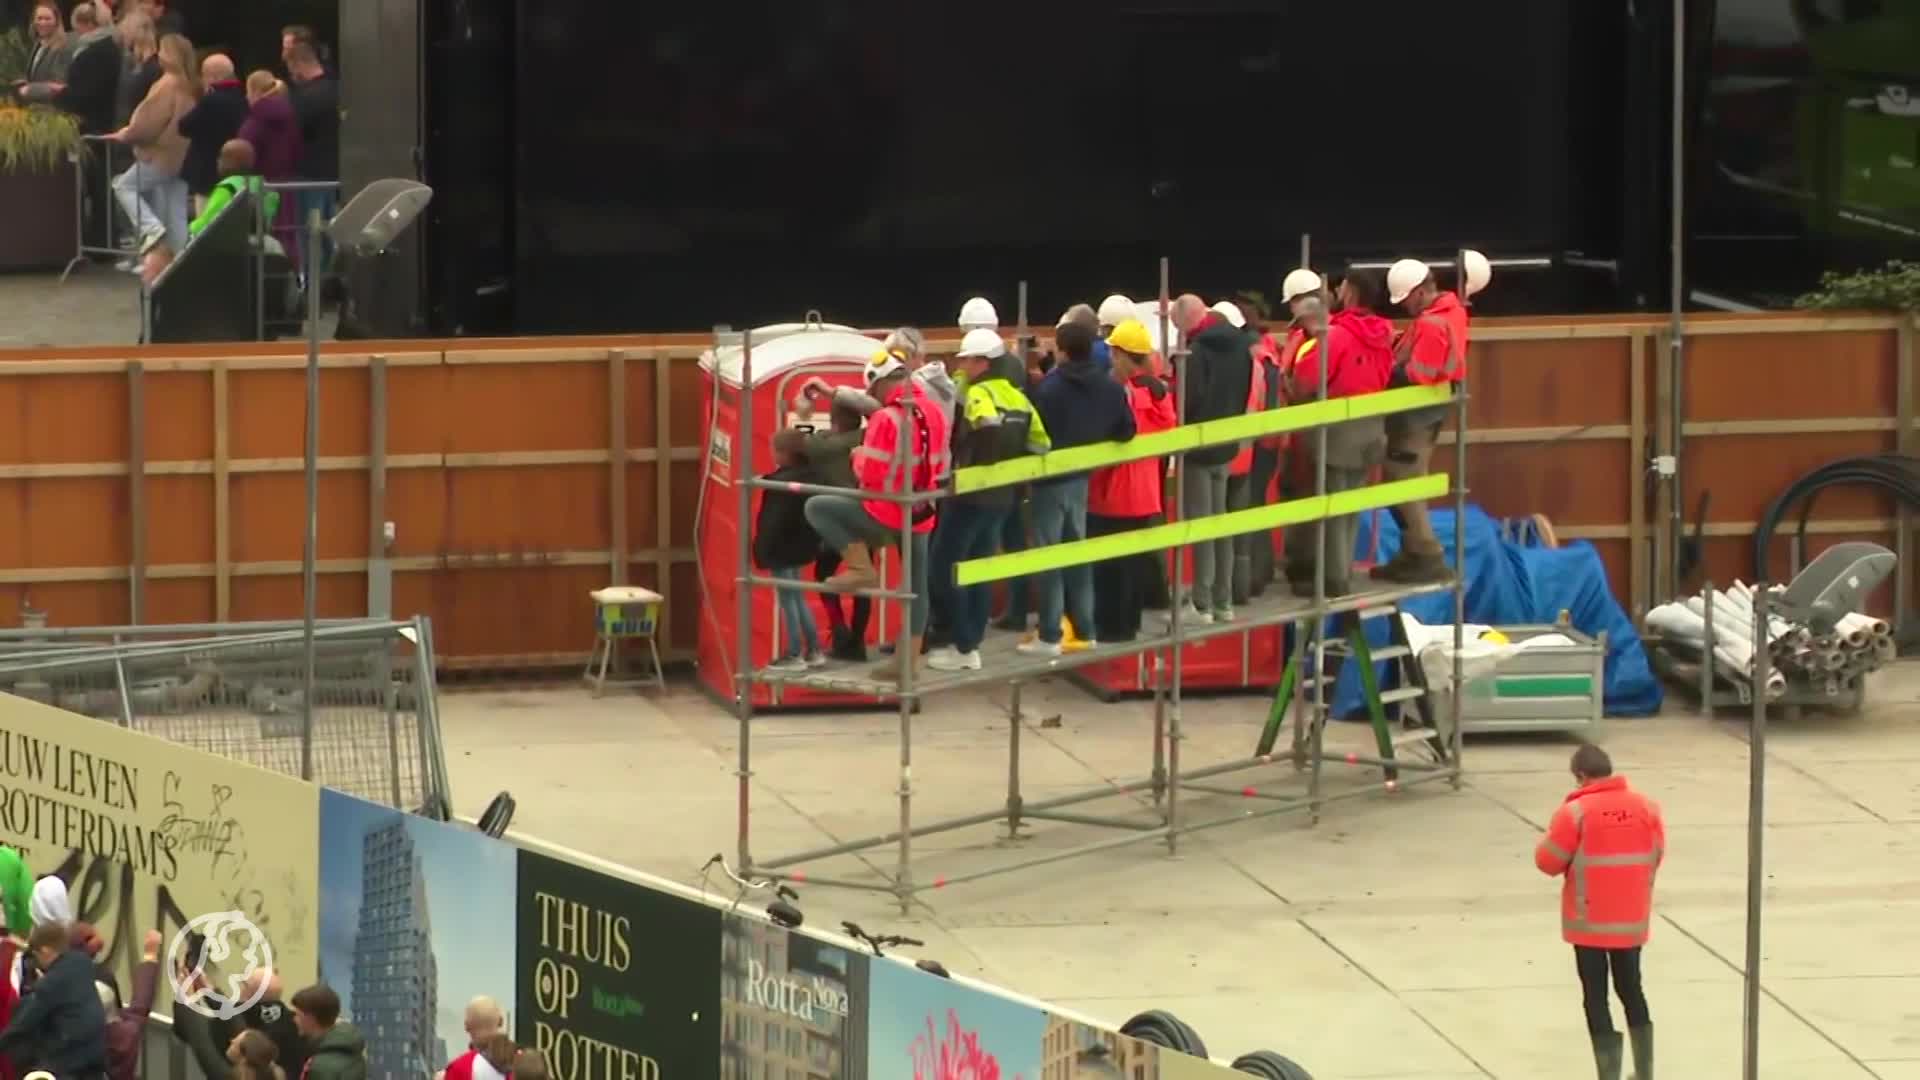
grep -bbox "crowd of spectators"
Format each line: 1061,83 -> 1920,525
9,1 -> 340,284
0,854 -> 551,1080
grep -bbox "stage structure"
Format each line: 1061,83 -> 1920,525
725,257 -> 1472,908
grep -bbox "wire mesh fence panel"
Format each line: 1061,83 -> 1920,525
0,621 -> 445,812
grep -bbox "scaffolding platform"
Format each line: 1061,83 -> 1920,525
752,580 -> 1453,699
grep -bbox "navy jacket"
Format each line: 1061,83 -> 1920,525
1030,358 -> 1135,486
0,947 -> 107,1078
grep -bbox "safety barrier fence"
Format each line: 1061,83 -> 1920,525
61,136 -> 341,341
0,665 -> 1293,1080
0,312 -> 1911,667
723,251 -> 1472,905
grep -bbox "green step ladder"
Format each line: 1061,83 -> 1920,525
1255,602 -> 1449,781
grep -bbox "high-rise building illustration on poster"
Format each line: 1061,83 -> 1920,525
720,915 -> 869,1080
318,789 -> 519,1080
516,849 -> 722,1080
354,820 -> 450,1077
1041,1015 -> 1163,1080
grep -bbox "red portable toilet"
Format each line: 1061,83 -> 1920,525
695,322 -> 916,708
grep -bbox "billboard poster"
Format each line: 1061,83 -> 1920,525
517,849 -> 721,1080
866,956 -> 1044,1080
317,788 -> 518,1079
720,914 -> 869,1080
0,694 -> 319,1001
1042,1014 -> 1167,1079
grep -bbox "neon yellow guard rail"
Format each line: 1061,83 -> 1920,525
953,472 -> 1450,586
950,383 -> 1454,496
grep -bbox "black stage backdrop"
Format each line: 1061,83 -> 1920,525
516,849 -> 722,1080
504,0 -> 1589,333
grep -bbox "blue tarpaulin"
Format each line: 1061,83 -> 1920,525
1327,505 -> 1663,718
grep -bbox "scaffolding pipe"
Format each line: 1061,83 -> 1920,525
300,207 -> 323,783
1742,583 -> 1768,1080
1668,0 -> 1689,606
735,327 -> 756,874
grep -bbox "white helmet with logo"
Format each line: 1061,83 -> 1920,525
1097,294 -> 1135,328
1387,258 -> 1432,305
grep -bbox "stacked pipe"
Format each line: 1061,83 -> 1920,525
1645,580 -> 1893,700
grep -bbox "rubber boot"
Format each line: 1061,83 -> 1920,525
1370,547 -> 1449,584
1590,1031 -> 1624,1080
826,543 -> 878,591
1628,1024 -> 1652,1080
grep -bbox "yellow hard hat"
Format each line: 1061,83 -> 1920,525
864,348 -> 907,387
1106,318 -> 1153,358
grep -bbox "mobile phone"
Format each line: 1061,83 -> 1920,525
182,930 -> 208,971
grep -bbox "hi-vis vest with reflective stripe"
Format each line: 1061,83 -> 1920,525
1534,776 -> 1665,948
852,383 -> 950,531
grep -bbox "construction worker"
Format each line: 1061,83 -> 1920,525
1534,744 -> 1663,1080
1166,294 -> 1253,624
804,352 -> 950,680
927,329 -> 1049,672
1209,300 -> 1265,606
1282,268 -> 1393,597
1372,257 -> 1472,583
1087,318 -> 1176,641
1238,292 -> 1285,597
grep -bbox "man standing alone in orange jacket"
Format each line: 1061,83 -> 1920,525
1536,744 -> 1664,1080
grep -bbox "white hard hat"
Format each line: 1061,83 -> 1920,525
958,296 -> 998,330
1097,294 -> 1135,328
1209,301 -> 1246,329
1387,259 -> 1431,304
955,328 -> 1007,360
1281,268 -> 1323,303
1461,249 -> 1492,298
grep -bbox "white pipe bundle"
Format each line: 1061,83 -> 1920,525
1651,580 -> 1896,695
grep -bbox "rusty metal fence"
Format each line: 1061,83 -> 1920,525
0,615 -> 450,812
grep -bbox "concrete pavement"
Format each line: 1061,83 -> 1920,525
440,667 -> 1920,1079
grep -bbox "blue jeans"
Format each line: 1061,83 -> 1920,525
295,187 -> 340,273
111,161 -> 189,254
931,502 -> 1009,654
1030,479 -> 1093,644
770,567 -> 820,659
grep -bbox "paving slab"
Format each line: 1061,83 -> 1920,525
436,661 -> 1920,1078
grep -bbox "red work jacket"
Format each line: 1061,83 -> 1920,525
1228,346 -> 1269,476
853,381 -> 950,534
1089,376 -> 1176,518
1534,775 -> 1666,948
1392,290 -> 1470,385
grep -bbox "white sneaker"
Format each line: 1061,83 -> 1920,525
1216,606 -> 1236,623
768,656 -> 809,672
1160,605 -> 1213,629
926,647 -> 982,672
804,652 -> 827,669
1016,638 -> 1063,658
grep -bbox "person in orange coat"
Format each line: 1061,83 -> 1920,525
1535,744 -> 1664,1080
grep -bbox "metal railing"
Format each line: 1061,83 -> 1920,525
0,616 -> 451,812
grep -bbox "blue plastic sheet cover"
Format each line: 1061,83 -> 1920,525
1326,505 -> 1662,717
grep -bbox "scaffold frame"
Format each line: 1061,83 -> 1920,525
723,255 -> 1472,909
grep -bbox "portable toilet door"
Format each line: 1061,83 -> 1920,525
695,324 -> 898,707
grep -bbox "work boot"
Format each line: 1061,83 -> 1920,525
825,543 -> 878,591
1628,1024 -> 1653,1080
1589,1031 -> 1624,1080
871,636 -> 922,683
828,629 -> 867,663
1369,548 -> 1450,584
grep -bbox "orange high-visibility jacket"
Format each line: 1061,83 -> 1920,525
1535,775 -> 1666,948
1392,290 -> 1470,385
852,380 -> 950,535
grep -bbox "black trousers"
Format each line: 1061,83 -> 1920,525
813,549 -> 871,639
1087,512 -> 1157,642
1575,945 -> 1650,1036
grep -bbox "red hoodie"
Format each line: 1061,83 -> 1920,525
1089,375 -> 1177,518
1290,308 -> 1394,400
